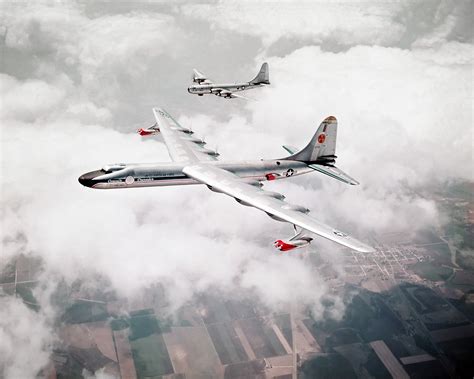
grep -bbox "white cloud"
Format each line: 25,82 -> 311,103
0,297 -> 54,379
0,74 -> 66,122
0,3 -> 472,376
182,1 -> 406,48
83,367 -> 118,379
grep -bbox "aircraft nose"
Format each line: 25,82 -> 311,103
78,170 -> 102,187
78,175 -> 92,187
78,175 -> 90,187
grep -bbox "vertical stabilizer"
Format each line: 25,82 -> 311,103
284,116 -> 337,163
249,62 -> 270,85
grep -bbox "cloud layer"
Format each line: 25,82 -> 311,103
1,1 -> 472,377
0,296 -> 54,379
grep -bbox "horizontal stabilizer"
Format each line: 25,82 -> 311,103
308,164 -> 360,185
282,145 -> 298,155
283,145 -> 358,185
192,69 -> 212,84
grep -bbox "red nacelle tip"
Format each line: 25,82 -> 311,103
138,128 -> 153,136
274,240 -> 297,252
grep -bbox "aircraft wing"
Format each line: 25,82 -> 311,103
153,108 -> 219,162
193,69 -> 213,84
211,89 -> 253,101
182,163 -> 374,253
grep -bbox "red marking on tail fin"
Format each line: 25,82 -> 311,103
317,133 -> 326,144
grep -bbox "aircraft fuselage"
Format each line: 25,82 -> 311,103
79,160 -> 311,189
187,82 -> 262,96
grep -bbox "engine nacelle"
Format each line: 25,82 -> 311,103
266,212 -> 286,222
137,127 -> 160,136
207,185 -> 222,193
200,148 -> 220,157
185,136 -> 205,145
259,191 -> 285,201
235,198 -> 252,207
242,179 -> 263,188
274,236 -> 312,252
282,204 -> 310,214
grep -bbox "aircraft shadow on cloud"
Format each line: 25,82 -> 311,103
187,63 -> 270,100
79,108 -> 374,253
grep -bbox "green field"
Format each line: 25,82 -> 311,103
300,353 -> 357,379
128,310 -> 174,378
61,301 -> 108,324
15,282 -> 39,310
207,322 -> 248,365
130,334 -> 173,377
110,316 -> 129,331
412,262 -> 453,282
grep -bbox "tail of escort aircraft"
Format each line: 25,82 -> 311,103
249,62 -> 270,85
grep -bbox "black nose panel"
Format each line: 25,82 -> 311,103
78,170 -> 103,187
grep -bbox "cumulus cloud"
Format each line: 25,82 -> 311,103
0,1 -> 472,376
182,0 -> 472,52
182,1 -> 406,49
0,296 -> 54,379
240,42 -> 471,234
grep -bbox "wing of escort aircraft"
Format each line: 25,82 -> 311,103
213,89 -> 254,101
153,108 -> 374,253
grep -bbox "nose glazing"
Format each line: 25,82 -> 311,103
78,175 -> 93,187
78,170 -> 102,187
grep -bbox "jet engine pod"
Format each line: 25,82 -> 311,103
274,237 -> 312,251
137,127 -> 160,136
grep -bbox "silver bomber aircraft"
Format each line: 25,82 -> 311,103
79,108 -> 374,253
187,63 -> 270,99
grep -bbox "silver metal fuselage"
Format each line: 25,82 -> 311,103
187,82 -> 262,95
78,160 -> 312,189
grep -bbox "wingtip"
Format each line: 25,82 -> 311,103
324,116 -> 337,123
356,244 -> 376,253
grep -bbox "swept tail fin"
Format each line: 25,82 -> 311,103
282,116 -> 359,185
249,62 -> 270,85
284,116 -> 337,163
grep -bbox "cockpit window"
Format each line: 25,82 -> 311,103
102,163 -> 126,173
